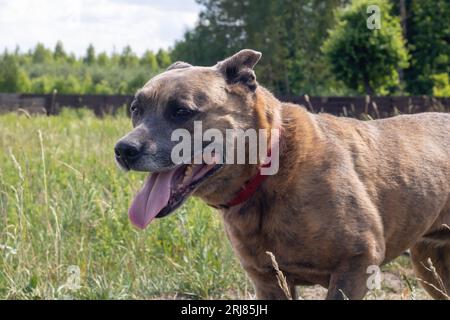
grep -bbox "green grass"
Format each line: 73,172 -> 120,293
0,108 -> 429,300
0,108 -> 251,299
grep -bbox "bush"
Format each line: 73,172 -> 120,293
322,0 -> 409,95
432,73 -> 450,97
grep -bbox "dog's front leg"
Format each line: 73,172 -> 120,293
325,254 -> 385,300
246,268 -> 296,299
326,270 -> 370,300
244,267 -> 296,300
325,239 -> 385,299
253,279 -> 297,300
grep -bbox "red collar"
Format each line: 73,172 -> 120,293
225,158 -> 272,208
208,122 -> 282,210
208,145 -> 275,210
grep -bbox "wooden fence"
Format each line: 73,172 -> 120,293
0,93 -> 449,118
0,93 -> 133,117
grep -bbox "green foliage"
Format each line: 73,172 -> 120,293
97,52 -> 109,67
322,0 -> 409,95
54,75 -> 82,94
404,0 -> 450,94
53,41 -> 67,61
84,44 -> 96,65
172,0 -> 448,96
120,46 -> 139,68
172,0 -> 348,96
0,52 -> 30,93
140,50 -> 159,71
32,43 -> 53,64
156,49 -> 172,69
30,76 -> 54,94
17,69 -> 32,93
0,1 -> 448,97
432,73 -> 450,97
0,43 -> 172,94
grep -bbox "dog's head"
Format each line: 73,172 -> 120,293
115,49 -> 264,228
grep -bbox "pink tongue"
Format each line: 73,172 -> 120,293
128,169 -> 177,229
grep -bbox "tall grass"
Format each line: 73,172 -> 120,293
0,108 -> 250,299
0,108 -> 432,300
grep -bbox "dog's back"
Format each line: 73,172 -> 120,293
312,111 -> 450,243
282,106 -> 450,257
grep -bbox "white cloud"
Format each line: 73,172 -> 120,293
0,0 -> 200,56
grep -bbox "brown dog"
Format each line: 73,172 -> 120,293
115,49 -> 450,299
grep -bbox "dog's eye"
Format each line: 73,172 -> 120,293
130,100 -> 139,114
171,106 -> 196,122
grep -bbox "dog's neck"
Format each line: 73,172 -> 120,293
197,87 -> 284,208
218,102 -> 321,238
253,86 -> 283,134
197,87 -> 321,228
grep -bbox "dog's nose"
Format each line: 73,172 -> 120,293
114,141 -> 142,163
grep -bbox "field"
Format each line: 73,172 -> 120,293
0,108 -> 430,299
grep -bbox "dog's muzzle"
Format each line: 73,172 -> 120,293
114,140 -> 143,170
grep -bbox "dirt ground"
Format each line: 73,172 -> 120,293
298,255 -> 431,300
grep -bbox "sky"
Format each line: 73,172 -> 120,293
0,0 -> 201,56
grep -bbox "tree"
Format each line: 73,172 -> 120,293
84,44 -> 96,65
0,53 -> 30,92
93,80 -> 114,94
172,0 -> 347,95
54,75 -> 82,94
0,42 -> 166,95
140,50 -> 159,71
322,0 -> 409,95
53,40 -> 67,61
97,52 -> 109,66
17,69 -> 32,93
32,43 -> 53,64
403,0 -> 450,94
156,49 -> 171,68
120,45 -> 139,67
431,73 -> 450,97
127,71 -> 149,93
282,0 -> 350,95
31,76 -> 55,93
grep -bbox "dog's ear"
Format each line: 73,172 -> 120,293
216,49 -> 262,91
167,61 -> 192,71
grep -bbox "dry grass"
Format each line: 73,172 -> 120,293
417,258 -> 450,300
265,251 -> 292,299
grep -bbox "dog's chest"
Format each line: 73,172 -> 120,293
225,223 -> 277,272
224,221 -> 333,288
223,215 -> 300,273
221,207 -> 335,285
